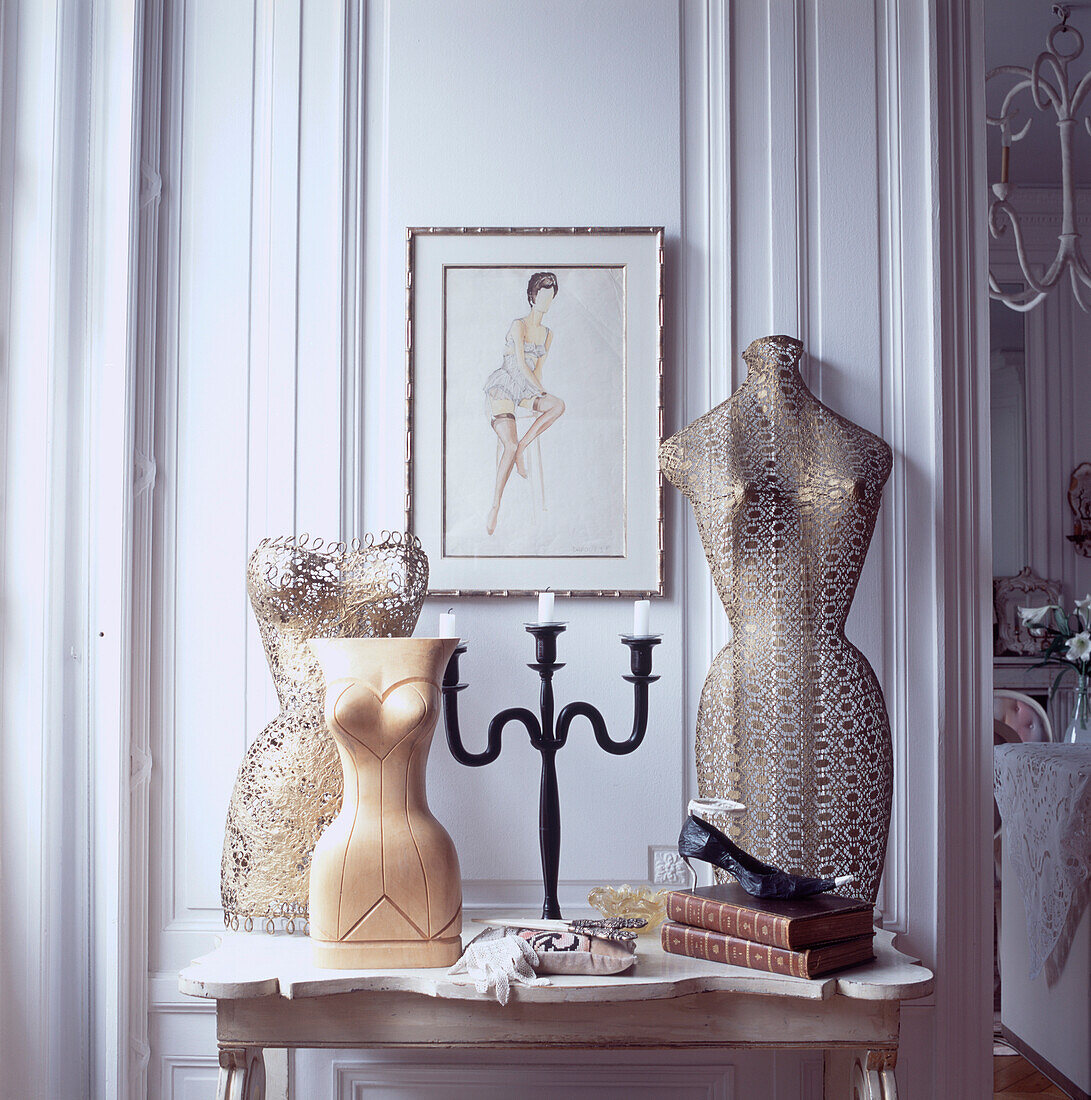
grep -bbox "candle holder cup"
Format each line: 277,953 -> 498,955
442,623 -> 660,919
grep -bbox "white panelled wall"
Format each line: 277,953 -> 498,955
0,0 -> 986,1097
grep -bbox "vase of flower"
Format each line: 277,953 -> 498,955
1018,595 -> 1091,742
1067,672 -> 1091,744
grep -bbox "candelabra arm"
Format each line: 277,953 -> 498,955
444,698 -> 541,767
555,700 -> 607,752
555,689 -> 649,756
442,643 -> 542,765
554,635 -> 660,755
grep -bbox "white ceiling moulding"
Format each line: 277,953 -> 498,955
986,4 -> 1091,311
989,186 -> 1091,228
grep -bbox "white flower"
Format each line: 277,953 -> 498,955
1066,632 -> 1091,664
1018,605 -> 1056,627
1077,595 -> 1091,626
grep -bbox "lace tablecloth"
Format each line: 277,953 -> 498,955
994,743 -> 1091,980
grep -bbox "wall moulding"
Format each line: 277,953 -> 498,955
328,1060 -> 734,1100
127,2 -> 167,1096
933,0 -> 994,1097
149,972 -> 216,1016
159,1057 -> 220,1100
680,0 -> 732,815
989,185 -> 1091,223
875,0 -> 917,940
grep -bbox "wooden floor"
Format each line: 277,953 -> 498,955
995,1054 -> 1069,1098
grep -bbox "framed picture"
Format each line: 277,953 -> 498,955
406,226 -> 664,596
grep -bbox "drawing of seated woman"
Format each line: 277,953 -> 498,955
482,270 -> 566,535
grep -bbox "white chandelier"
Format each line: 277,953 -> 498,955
987,5 -> 1091,312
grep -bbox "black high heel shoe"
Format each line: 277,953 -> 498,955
678,799 -> 854,900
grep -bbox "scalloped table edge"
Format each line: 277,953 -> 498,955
179,926 -> 934,1006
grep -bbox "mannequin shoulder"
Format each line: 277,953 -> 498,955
659,402 -> 735,489
818,406 -> 893,481
847,420 -> 893,480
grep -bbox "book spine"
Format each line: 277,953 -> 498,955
665,892 -> 791,949
660,922 -> 808,977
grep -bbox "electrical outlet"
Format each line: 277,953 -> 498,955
649,846 -> 688,885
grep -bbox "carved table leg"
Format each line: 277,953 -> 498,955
826,1048 -> 898,1099
216,1045 -> 266,1100
852,1049 -> 897,1099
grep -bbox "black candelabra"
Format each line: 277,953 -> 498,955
442,623 -> 661,919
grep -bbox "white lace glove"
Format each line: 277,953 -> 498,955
448,928 -> 551,1005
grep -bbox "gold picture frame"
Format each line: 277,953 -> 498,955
405,226 -> 665,597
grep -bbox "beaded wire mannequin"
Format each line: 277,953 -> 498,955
220,532 -> 428,932
659,335 -> 893,902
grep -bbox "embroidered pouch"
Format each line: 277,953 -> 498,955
515,929 -> 636,975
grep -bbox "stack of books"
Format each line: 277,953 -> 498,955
660,882 -> 876,979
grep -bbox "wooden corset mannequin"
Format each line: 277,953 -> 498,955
307,637 -> 462,967
659,335 -> 893,901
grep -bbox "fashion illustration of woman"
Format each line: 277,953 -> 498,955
482,271 -> 566,534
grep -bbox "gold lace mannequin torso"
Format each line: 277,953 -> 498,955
220,534 -> 428,930
659,335 -> 893,901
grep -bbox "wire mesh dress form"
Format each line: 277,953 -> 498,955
659,335 -> 893,902
220,533 -> 428,931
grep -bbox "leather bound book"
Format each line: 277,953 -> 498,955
660,921 -> 875,979
664,884 -> 874,950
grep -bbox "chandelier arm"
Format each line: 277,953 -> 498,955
989,284 -> 1047,312
987,64 -> 1035,81
1068,265 -> 1091,311
1070,228 -> 1091,269
986,80 -> 1036,142
1070,69 -> 1091,113
1031,52 -> 1066,113
989,198 -> 1067,294
987,70 -> 1054,133
988,269 -> 1047,310
1069,242 -> 1091,284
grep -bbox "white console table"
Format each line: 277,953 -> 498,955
179,923 -> 932,1099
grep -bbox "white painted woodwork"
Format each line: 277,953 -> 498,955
324,1061 -> 737,1100
932,5 -> 995,1098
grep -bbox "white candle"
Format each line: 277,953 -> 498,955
438,611 -> 457,638
537,591 -> 555,624
633,599 -> 651,637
